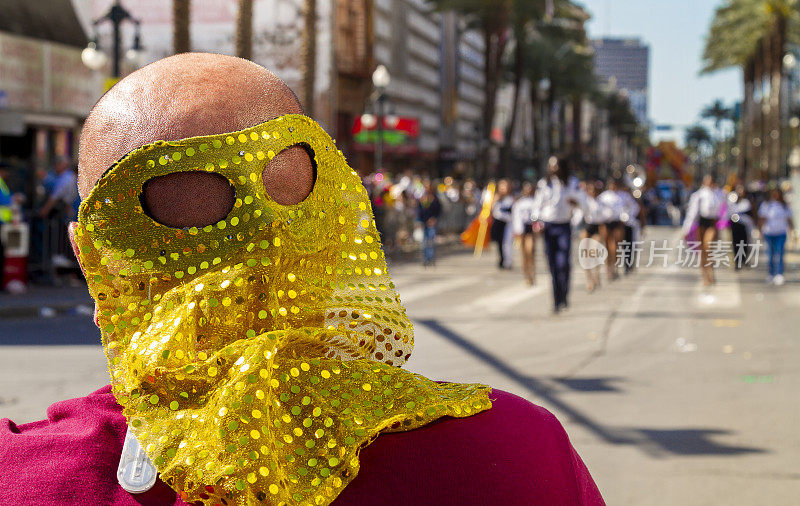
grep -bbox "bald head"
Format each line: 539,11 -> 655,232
78,53 -> 314,227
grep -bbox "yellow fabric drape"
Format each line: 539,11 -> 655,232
75,114 -> 490,505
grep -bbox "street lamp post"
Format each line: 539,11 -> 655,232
371,65 -> 391,173
81,0 -> 143,78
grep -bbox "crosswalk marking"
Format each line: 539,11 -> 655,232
457,283 -> 548,315
395,275 -> 482,304
692,270 -> 742,309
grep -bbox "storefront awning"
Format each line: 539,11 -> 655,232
0,0 -> 88,48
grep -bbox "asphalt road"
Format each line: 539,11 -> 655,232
1,226 -> 798,505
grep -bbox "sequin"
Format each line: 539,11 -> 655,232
76,114 -> 491,506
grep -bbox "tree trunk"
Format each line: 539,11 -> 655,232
302,0 -> 317,115
741,58 -> 755,181
530,85 -> 541,177
771,15 -> 786,179
753,38 -> 765,178
500,35 -> 524,178
173,0 -> 191,54
572,96 -> 583,163
480,21 -> 508,181
236,0 -> 253,60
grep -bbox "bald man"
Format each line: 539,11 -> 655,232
0,54 -> 603,506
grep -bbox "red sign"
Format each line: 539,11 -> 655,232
352,116 -> 419,154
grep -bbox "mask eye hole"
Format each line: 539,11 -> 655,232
140,171 -> 235,229
262,143 -> 317,205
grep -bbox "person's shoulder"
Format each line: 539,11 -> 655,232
335,389 -> 604,506
0,386 -> 180,505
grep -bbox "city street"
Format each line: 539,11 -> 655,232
1,227 -> 799,505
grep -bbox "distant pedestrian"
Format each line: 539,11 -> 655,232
579,181 -> 609,292
38,156 -> 79,272
727,184 -> 753,270
512,181 -> 539,285
619,184 -> 645,274
759,187 -> 794,285
417,180 -> 442,267
532,155 -> 581,313
597,179 -> 626,280
490,179 -> 514,269
682,175 -> 725,286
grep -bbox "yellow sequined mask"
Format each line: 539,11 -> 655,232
74,114 -> 491,505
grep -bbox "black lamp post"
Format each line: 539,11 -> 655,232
371,65 -> 391,172
81,0 -> 143,78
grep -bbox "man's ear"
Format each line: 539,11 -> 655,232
68,222 -> 99,328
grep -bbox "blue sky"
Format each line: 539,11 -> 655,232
579,0 -> 741,142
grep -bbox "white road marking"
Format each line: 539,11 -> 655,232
395,275 -> 482,304
457,283 -> 548,315
693,272 -> 741,309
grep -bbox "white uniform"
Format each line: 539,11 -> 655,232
597,190 -> 625,222
531,177 -> 581,224
682,186 -> 725,236
511,196 -> 537,236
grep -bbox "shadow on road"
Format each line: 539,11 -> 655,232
552,377 -> 624,392
0,315 -> 100,346
417,318 -> 767,457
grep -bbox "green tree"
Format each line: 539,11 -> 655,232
703,0 -> 800,178
514,2 -> 593,167
701,99 -> 732,139
503,1 -> 591,168
685,124 -> 712,150
429,0 -> 512,178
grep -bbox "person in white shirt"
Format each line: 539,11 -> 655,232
511,181 -> 539,285
531,155 -> 581,313
682,175 -> 725,286
619,185 -> 645,274
579,181 -> 610,292
758,188 -> 794,285
727,184 -> 753,270
490,179 -> 515,269
597,179 -> 626,280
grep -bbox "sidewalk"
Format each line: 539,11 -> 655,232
0,284 -> 93,320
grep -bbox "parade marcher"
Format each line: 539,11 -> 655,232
597,179 -> 626,280
490,179 -> 515,269
682,175 -> 725,286
579,181 -> 609,292
417,179 -> 442,266
727,184 -> 753,270
619,184 -> 645,274
511,181 -> 539,285
0,54 -> 603,506
759,187 -> 795,285
532,155 -> 581,313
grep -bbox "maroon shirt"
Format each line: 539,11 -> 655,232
0,386 -> 603,505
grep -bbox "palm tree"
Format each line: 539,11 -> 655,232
686,124 -> 712,150
501,0 -> 589,171
685,124 -> 713,176
302,0 -> 317,115
703,0 -> 800,179
236,0 -> 253,60
429,0 -> 513,178
173,0 -> 191,54
701,99 -> 732,178
701,99 -> 731,139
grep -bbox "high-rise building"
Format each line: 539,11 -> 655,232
592,37 -> 649,126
